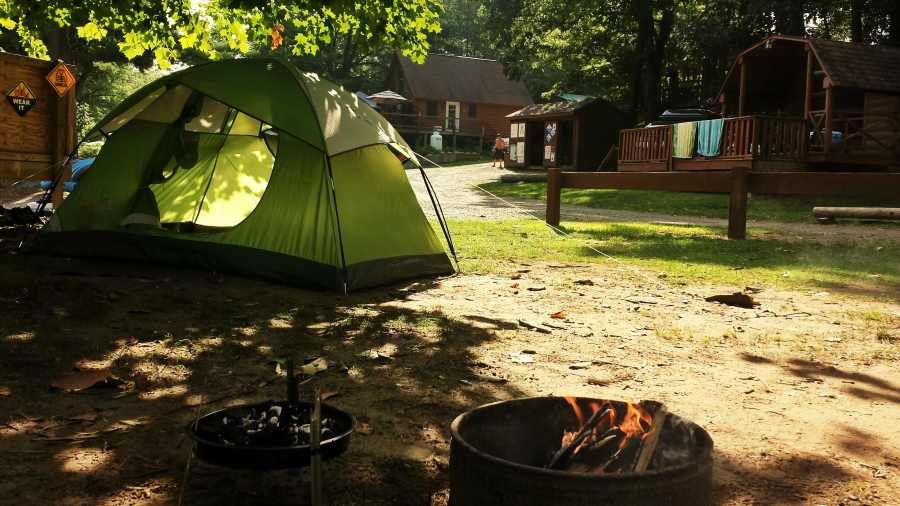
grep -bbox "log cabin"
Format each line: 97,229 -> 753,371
618,36 -> 900,173
381,51 -> 533,150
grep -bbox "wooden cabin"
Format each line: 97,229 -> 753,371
381,51 -> 533,149
618,36 -> 900,172
506,98 -> 632,170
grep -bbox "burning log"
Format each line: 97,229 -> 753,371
546,405 -> 611,470
633,404 -> 668,472
550,398 -> 662,474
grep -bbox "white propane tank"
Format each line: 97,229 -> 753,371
430,132 -> 443,150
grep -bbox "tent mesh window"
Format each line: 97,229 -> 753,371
145,92 -> 279,234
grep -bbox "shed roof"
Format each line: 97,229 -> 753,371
393,51 -> 533,106
507,97 -> 632,122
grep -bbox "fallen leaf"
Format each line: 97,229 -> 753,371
51,369 -> 120,391
309,357 -> 329,371
511,273 -> 521,280
587,378 -> 609,386
574,279 -> 593,285
510,283 -> 519,288
0,386 -> 11,396
298,364 -> 318,376
240,385 -> 257,394
875,247 -> 884,251
527,286 -> 546,291
357,350 -> 380,360
569,362 -> 592,369
338,362 -> 349,372
275,363 -> 282,375
356,424 -> 374,435
321,391 -> 341,401
70,412 -> 97,422
550,311 -> 566,319
262,356 -> 287,365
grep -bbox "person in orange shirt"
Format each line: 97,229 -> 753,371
492,134 -> 505,168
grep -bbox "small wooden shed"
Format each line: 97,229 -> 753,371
0,52 -> 76,204
505,98 -> 632,169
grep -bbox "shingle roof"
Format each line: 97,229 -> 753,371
808,38 -> 900,93
395,52 -> 533,106
507,98 -> 596,117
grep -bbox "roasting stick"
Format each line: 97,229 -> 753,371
178,376 -> 207,506
310,386 -> 323,506
633,404 -> 667,472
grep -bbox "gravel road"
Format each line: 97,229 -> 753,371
407,161 -> 900,242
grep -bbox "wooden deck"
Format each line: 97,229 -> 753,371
618,115 -> 899,171
380,112 -> 485,137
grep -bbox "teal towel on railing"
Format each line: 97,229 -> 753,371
672,122 -> 698,158
697,119 -> 724,157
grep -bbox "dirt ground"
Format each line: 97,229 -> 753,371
2,165 -> 900,505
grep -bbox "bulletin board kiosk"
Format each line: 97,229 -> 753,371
505,98 -> 632,170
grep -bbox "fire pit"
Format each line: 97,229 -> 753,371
186,400 -> 356,470
449,397 -> 712,506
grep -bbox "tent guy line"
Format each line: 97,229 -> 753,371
412,153 -> 678,295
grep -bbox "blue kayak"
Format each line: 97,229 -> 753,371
40,158 -> 94,191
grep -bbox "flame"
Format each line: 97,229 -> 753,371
562,398 -> 616,456
560,397 -> 655,466
617,398 -> 653,448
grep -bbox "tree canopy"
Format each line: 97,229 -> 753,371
0,0 -> 442,67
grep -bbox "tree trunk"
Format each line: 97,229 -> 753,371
889,2 -> 900,47
850,0 -> 863,43
642,4 -> 674,122
45,27 -> 72,62
628,29 -> 646,122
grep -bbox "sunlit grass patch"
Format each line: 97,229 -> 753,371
435,218 -> 900,299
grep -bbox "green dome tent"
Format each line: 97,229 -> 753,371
30,58 -> 456,292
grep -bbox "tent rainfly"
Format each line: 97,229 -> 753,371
29,58 -> 456,292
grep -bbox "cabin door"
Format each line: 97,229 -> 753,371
445,102 -> 460,131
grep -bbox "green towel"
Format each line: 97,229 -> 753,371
672,122 -> 698,158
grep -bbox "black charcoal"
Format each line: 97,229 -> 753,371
194,400 -> 347,448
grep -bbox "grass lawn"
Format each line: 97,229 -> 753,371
478,181 -> 900,224
439,218 -> 899,300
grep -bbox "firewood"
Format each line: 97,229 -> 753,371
546,406 -> 611,470
633,404 -> 668,472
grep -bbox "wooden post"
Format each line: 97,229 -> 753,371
738,58 -> 747,117
546,167 -> 561,226
728,166 -> 749,240
824,86 -> 834,153
804,47 -> 814,120
51,61 -> 76,208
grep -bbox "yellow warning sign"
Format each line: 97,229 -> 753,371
46,62 -> 75,97
7,81 -> 37,116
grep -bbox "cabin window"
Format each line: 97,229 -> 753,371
426,101 -> 438,116
469,104 -> 477,117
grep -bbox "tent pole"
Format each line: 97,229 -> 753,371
17,143 -> 80,252
416,163 -> 458,270
324,157 -> 350,294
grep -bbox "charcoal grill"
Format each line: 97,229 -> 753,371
185,400 -> 356,470
449,397 -> 713,506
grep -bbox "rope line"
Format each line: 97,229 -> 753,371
412,153 -> 676,293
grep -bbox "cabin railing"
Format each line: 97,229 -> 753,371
618,125 -> 672,164
619,116 -> 809,166
379,111 -> 485,137
755,117 -> 807,159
